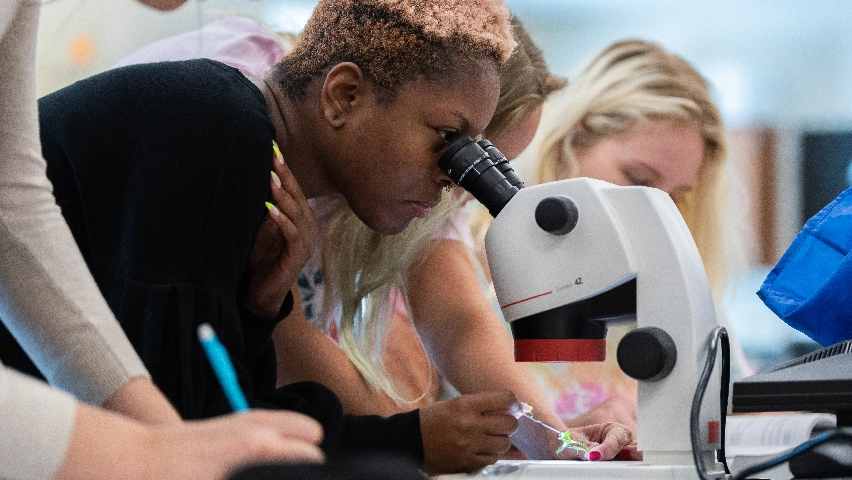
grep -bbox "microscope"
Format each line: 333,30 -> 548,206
439,137 -> 727,479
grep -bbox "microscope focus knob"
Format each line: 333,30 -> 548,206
535,196 -> 579,235
617,327 -> 677,382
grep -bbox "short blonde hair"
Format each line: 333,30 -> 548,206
272,0 -> 516,100
522,39 -> 736,301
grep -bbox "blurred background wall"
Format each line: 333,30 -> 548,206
35,0 -> 852,371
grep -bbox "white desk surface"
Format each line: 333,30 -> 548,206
433,460 -> 728,480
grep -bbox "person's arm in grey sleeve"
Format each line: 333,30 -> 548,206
0,364 -> 76,480
0,363 -> 326,480
0,0 -> 177,422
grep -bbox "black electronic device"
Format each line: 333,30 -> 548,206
789,428 -> 852,479
732,339 -> 852,427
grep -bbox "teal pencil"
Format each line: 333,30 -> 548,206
197,323 -> 249,412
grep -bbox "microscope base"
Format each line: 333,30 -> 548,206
452,460 -> 728,479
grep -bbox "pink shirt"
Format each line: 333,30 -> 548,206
113,17 -> 290,78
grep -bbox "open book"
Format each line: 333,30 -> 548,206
725,413 -> 837,479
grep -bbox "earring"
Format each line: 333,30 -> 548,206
445,182 -> 452,193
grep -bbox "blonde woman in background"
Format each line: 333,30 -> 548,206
507,39 -> 751,429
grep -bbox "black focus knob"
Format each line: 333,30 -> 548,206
617,327 -> 677,382
535,196 -> 579,235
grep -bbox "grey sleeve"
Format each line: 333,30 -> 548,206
0,363 -> 77,480
0,0 -> 149,406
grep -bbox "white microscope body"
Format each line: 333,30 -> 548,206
486,177 -> 725,479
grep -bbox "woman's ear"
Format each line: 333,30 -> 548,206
321,62 -> 367,129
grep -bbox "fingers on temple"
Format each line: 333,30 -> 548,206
271,142 -> 309,206
266,202 -> 301,246
269,169 -> 317,246
269,172 -> 302,221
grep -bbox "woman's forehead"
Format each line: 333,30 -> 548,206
403,66 -> 500,131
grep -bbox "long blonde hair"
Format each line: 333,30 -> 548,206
319,195 -> 462,403
319,16 -> 564,404
518,39 -> 738,301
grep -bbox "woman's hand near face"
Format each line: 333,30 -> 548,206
245,142 -> 317,319
419,391 -> 519,475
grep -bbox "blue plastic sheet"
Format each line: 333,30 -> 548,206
758,187 -> 852,347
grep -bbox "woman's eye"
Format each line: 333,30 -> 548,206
621,164 -> 658,189
437,129 -> 457,143
624,173 -> 653,187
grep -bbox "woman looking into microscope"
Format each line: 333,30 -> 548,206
0,0 -> 544,475
105,7 -> 641,460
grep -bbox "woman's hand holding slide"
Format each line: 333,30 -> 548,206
556,421 -> 639,461
510,402 -> 638,461
419,391 -> 520,475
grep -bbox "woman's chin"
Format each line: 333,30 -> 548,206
138,0 -> 190,11
374,214 -> 415,236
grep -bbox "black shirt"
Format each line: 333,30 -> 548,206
0,59 -> 422,463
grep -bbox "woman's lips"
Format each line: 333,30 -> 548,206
410,200 -> 439,219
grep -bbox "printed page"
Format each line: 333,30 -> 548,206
725,413 -> 837,456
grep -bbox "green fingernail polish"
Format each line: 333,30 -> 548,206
265,201 -> 273,211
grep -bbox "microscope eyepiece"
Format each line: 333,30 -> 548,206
477,139 -> 525,190
438,136 -> 523,217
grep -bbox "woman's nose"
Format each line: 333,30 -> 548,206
434,164 -> 453,184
